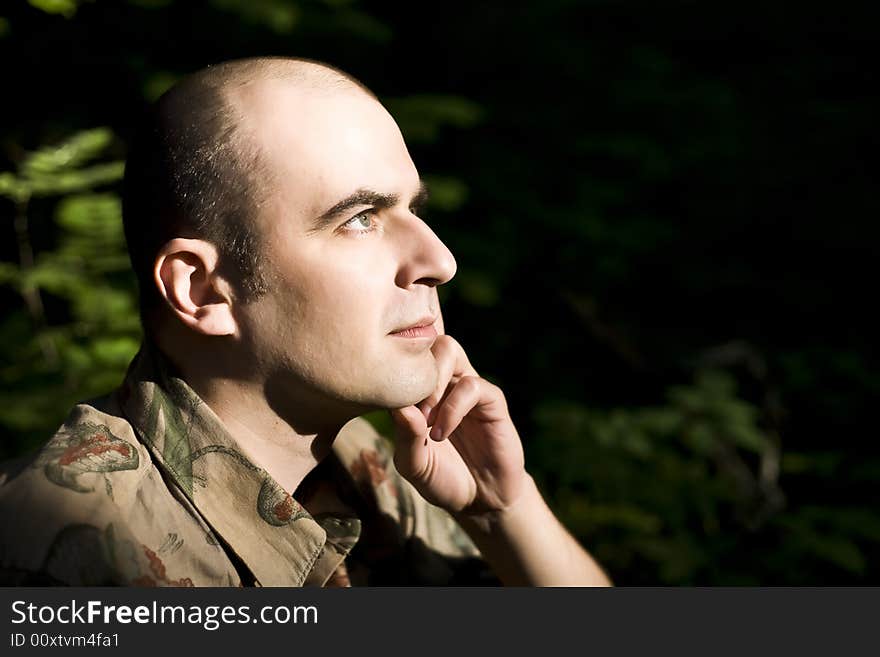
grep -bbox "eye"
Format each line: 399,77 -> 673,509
341,211 -> 377,234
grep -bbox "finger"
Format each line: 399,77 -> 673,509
428,375 -> 505,442
418,335 -> 479,424
389,406 -> 430,479
418,337 -> 458,421
444,335 -> 479,379
434,304 -> 445,336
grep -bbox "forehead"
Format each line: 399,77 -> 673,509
231,79 -> 419,220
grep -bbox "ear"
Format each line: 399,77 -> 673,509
153,238 -> 238,336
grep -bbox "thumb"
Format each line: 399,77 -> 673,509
390,406 -> 430,480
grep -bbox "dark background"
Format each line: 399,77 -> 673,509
1,0 -> 877,585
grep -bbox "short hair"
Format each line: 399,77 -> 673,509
122,57 -> 374,329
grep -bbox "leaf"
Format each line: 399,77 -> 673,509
142,71 -> 179,102
803,535 -> 867,574
27,162 -> 125,196
0,172 -> 27,201
22,128 -> 115,177
384,95 -> 485,144
329,7 -> 392,43
27,0 -> 79,18
424,176 -> 469,212
56,193 -> 123,236
87,337 -> 140,368
20,259 -> 79,296
456,270 -> 499,307
361,410 -> 395,443
0,263 -> 19,287
209,0 -> 299,34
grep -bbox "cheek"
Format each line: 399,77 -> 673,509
294,258 -> 389,345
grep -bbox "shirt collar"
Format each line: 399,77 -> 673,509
118,341 -> 360,586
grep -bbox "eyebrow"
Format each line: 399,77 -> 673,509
309,180 -> 430,233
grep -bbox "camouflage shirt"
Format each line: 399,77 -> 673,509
0,343 -> 497,586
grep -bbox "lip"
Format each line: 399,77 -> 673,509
390,316 -> 438,338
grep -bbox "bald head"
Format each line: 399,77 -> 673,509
122,57 -> 374,328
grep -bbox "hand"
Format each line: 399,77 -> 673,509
390,333 -> 527,519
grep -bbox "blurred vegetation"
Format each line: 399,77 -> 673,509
1,0 -> 878,584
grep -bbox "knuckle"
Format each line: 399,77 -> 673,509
487,379 -> 503,397
430,340 -> 454,368
475,377 -> 505,403
433,334 -> 455,352
446,334 -> 462,350
490,381 -> 508,405
460,375 -> 481,392
437,334 -> 462,356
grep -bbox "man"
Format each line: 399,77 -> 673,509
0,57 -> 610,586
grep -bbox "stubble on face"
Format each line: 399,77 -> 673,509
226,77 -> 450,417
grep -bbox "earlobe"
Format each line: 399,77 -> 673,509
153,238 -> 237,337
193,304 -> 238,336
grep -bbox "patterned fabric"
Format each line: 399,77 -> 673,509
0,342 -> 497,586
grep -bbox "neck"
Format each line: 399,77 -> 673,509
155,328 -> 373,494
195,375 -> 346,494
165,353 -> 356,495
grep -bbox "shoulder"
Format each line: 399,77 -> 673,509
0,397 -> 160,585
0,394 -> 149,507
8,395 -> 147,495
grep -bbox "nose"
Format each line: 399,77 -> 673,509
393,214 -> 457,289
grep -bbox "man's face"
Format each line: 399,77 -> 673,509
231,80 -> 456,414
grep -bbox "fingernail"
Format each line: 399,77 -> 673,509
421,404 -> 433,421
429,425 -> 444,441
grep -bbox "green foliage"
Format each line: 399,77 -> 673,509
454,271 -> 499,308
27,0 -> 81,18
423,175 -> 469,213
0,129 -> 139,456
384,95 -> 485,144
209,0 -> 300,34
22,128 -> 114,176
1,0 -> 877,585
142,71 -> 180,102
531,370 -> 878,584
0,129 -> 124,202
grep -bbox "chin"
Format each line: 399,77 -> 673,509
367,359 -> 438,409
